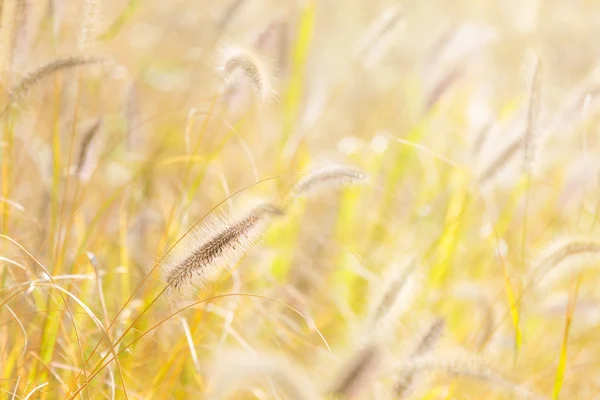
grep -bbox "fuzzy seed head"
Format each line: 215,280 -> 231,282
395,317 -> 445,397
162,201 -> 283,295
531,237 -> 600,288
411,317 -> 445,356
76,118 -> 103,181
398,352 -> 545,400
218,44 -> 276,102
329,342 -> 383,398
522,51 -> 542,173
79,0 -> 102,53
293,164 -> 368,198
9,55 -> 105,105
367,260 -> 421,332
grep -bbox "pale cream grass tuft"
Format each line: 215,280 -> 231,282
329,341 -> 383,398
409,317 -> 445,356
8,55 -> 105,105
78,0 -> 102,53
395,317 -> 445,397
367,259 -> 422,331
0,0 -> 22,81
451,282 -> 496,349
354,5 -> 404,68
396,351 -> 546,400
477,135 -> 524,184
292,164 -> 368,198
522,50 -> 542,174
530,236 -> 600,289
76,118 -> 103,181
218,44 -> 277,102
161,201 -> 283,295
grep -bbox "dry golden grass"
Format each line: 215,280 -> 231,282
1,0 -> 600,399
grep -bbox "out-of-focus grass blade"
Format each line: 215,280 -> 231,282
552,273 -> 582,400
99,0 -> 141,41
502,261 -> 522,363
431,169 -> 469,286
281,0 -> 315,149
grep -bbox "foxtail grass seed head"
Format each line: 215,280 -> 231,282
477,135 -> 523,184
397,352 -> 546,400
522,51 -> 542,174
161,201 -> 283,294
395,317 -> 445,397
293,164 -> 368,198
531,237 -> 600,289
411,317 -> 445,356
329,341 -> 383,398
78,0 -> 102,53
0,0 -> 21,82
218,44 -> 276,102
451,282 -> 496,349
355,5 -> 404,68
76,118 -> 102,181
367,260 -> 421,331
8,55 -> 105,105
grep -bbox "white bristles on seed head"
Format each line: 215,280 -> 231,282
293,164 -> 368,198
409,317 -> 445,356
367,259 -> 422,333
521,49 -> 542,174
394,317 -> 445,397
530,236 -> 600,290
396,351 -> 546,400
8,55 -> 105,105
161,201 -> 283,295
217,44 -> 277,102
79,0 -> 102,53
329,341 -> 384,398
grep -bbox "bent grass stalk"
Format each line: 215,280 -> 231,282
67,175 -> 311,394
68,293 -> 331,399
158,95 -> 218,253
0,235 -> 126,399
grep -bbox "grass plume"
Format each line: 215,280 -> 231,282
329,341 -> 383,398
8,55 -> 105,105
0,0 -> 22,82
522,51 -> 543,174
478,135 -> 524,184
292,164 -> 368,198
531,237 -> 600,288
0,2 -> 598,399
75,118 -> 102,181
398,352 -> 546,400
78,0 -> 102,53
162,201 -> 284,294
367,260 -> 421,330
218,44 -> 276,102
395,317 -> 445,397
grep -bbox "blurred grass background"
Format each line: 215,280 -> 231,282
2,0 -> 600,398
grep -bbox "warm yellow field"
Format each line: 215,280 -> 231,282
1,1 -> 600,399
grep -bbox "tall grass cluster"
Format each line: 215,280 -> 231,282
1,0 -> 600,399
